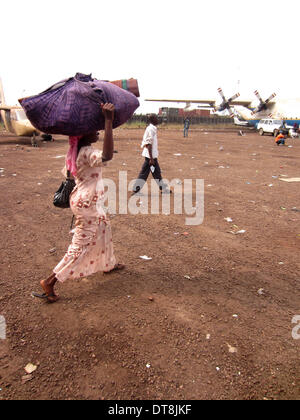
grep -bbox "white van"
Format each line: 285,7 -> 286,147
256,119 -> 284,137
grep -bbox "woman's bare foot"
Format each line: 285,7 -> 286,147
104,263 -> 125,274
40,279 -> 59,303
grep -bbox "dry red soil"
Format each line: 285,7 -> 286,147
0,127 -> 299,400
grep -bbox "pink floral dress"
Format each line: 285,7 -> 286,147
53,146 -> 116,282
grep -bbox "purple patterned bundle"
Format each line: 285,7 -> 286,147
19,73 -> 140,136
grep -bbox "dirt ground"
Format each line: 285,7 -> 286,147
0,126 -> 299,401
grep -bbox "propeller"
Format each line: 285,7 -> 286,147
216,88 -> 240,117
252,90 -> 276,115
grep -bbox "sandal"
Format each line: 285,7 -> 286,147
31,291 -> 59,303
31,292 -> 48,299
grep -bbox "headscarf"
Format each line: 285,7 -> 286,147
66,136 -> 82,177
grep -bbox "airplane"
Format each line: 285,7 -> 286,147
0,78 -> 51,146
146,88 -> 300,129
146,88 -> 251,117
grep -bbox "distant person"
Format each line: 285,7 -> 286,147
275,132 -> 287,146
33,103 -> 124,303
183,117 -> 190,138
290,122 -> 299,138
279,120 -> 289,135
132,114 -> 171,194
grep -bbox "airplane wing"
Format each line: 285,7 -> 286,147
232,100 -> 253,108
145,98 -> 253,109
0,105 -> 22,110
145,99 -> 216,106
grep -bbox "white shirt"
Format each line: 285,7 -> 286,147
141,124 -> 159,159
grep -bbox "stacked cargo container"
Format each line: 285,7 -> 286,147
159,107 -> 210,118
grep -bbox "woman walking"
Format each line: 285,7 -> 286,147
34,103 -> 124,303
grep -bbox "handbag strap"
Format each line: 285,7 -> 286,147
70,215 -> 75,230
66,171 -> 75,229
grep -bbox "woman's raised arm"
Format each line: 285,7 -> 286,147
101,103 -> 115,162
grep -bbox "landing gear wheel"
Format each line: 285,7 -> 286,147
31,132 -> 38,147
41,134 -> 53,141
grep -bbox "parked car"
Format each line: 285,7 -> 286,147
256,119 -> 286,137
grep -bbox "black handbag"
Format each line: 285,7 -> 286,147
53,171 -> 76,208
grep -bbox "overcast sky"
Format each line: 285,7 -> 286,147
1,0 -> 299,113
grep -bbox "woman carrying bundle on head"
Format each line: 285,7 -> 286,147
33,103 -> 124,303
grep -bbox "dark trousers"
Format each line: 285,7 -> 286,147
184,127 -> 189,137
133,158 -> 166,193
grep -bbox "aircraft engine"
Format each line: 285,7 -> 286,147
215,88 -> 240,117
251,90 -> 276,115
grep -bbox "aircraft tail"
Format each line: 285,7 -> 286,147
234,116 -> 242,125
0,78 -> 21,111
0,77 -> 6,106
234,116 -> 249,126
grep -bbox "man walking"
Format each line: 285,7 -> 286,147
183,117 -> 190,138
132,114 -> 170,194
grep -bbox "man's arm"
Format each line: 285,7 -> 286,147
101,103 -> 114,162
146,144 -> 155,165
